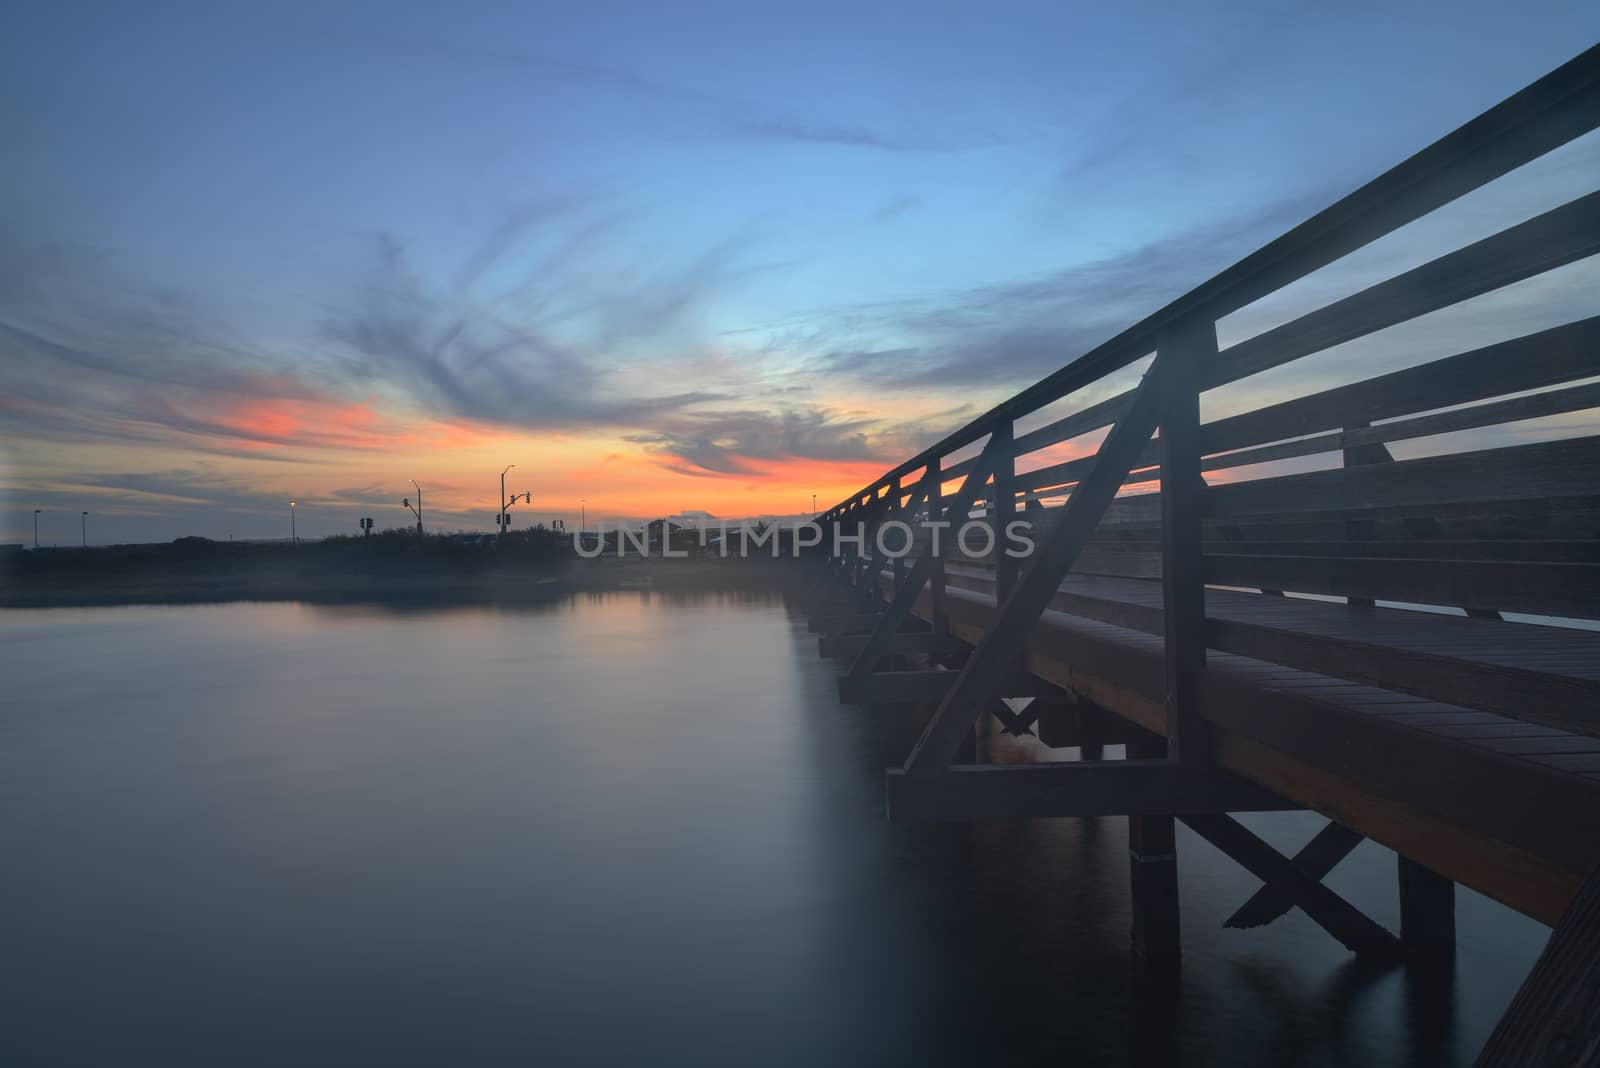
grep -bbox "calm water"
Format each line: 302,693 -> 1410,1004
0,594 -> 1549,1066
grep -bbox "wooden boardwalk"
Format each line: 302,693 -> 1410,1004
795,43 -> 1600,1065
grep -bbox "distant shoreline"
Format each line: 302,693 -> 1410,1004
0,536 -> 790,609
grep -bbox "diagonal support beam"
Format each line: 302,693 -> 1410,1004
904,342 -> 1198,774
987,697 -> 1038,738
1224,820 -> 1365,929
1181,813 -> 1399,958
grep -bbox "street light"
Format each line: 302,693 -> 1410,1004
398,482 -> 422,537
290,500 -> 296,544
33,509 -> 40,549
580,499 -> 586,534
812,493 -> 817,517
499,464 -> 515,538
81,511 -> 87,548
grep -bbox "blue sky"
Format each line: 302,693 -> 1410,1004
2,2 -> 1598,541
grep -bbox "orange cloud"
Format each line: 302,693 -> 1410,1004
186,395 -> 499,455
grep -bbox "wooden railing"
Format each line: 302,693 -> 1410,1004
817,43 -> 1600,763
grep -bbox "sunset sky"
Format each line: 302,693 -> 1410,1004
3,3 -> 1599,543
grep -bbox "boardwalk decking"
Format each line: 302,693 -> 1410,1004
857,564 -> 1600,924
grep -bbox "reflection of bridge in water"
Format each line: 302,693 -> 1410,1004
788,46 -> 1600,1063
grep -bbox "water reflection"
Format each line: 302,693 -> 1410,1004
0,595 -> 1543,1066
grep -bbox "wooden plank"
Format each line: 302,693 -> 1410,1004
1203,315 -> 1600,456
954,567 -> 1600,729
1210,190 -> 1600,389
1475,861 -> 1600,1067
1014,390 -> 1133,457
1201,669 -> 1600,877
1208,435 -> 1600,520
883,760 -> 1297,823
1204,555 -> 1600,619
1475,736 -> 1600,756
1066,538 -> 1600,575
1204,378 -> 1600,475
1095,492 -> 1600,543
1201,540 -> 1600,563
1005,366 -> 1600,494
1529,753 -> 1600,774
1205,617 -> 1600,736
1440,724 -> 1573,740
939,566 -> 1600,734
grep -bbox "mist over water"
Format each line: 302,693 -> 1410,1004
0,595 -> 1549,1065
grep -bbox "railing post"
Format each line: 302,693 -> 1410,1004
885,477 -> 905,593
991,421 -> 1018,603
851,500 -> 871,597
1157,318 -> 1214,766
924,459 -> 948,637
876,476 -> 902,601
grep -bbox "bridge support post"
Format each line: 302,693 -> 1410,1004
1398,856 -> 1455,956
1128,736 -> 1181,964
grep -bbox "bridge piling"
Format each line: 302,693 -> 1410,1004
1398,857 -> 1457,957
1127,734 -> 1182,965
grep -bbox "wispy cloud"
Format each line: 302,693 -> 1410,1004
411,37 -> 1007,155
728,191 -> 1332,398
318,228 -> 733,431
623,406 -> 881,476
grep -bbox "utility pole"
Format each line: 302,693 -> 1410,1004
33,509 -> 40,549
81,511 -> 88,548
